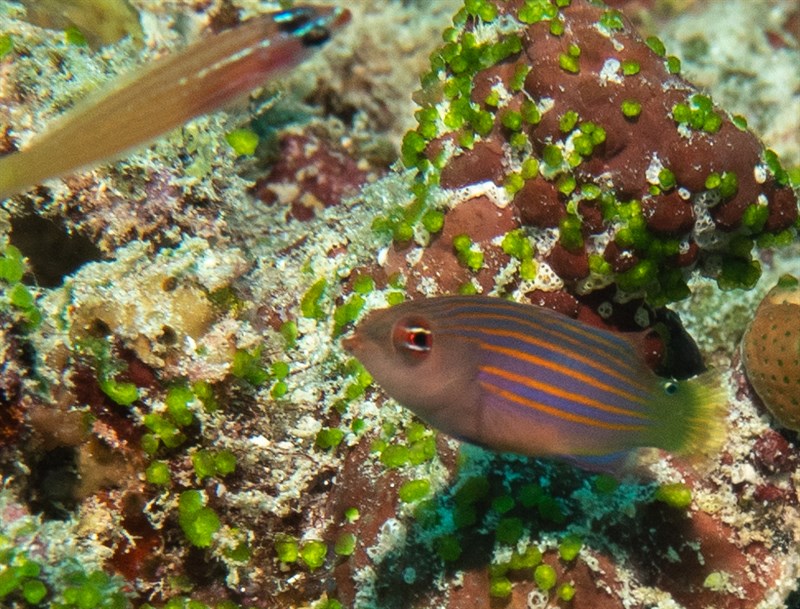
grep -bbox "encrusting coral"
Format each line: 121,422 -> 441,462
392,0 -> 796,309
0,0 -> 799,608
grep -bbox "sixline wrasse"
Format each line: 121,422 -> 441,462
343,296 -> 725,473
0,5 -> 351,200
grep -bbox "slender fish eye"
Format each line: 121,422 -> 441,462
392,318 -> 433,360
663,380 -> 679,396
273,8 -> 314,32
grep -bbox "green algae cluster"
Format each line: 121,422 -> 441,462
0,543 -> 129,609
0,33 -> 13,59
273,533 -> 354,573
224,129 -> 259,156
387,454 -> 607,603
372,420 -> 438,469
0,550 -> 48,606
178,491 -> 221,549
0,245 -> 41,328
654,482 -> 693,509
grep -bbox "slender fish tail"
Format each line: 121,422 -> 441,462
0,153 -> 37,202
0,5 -> 351,200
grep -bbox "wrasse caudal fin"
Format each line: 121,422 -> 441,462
657,370 -> 728,459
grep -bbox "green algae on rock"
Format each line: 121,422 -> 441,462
394,0 -> 799,307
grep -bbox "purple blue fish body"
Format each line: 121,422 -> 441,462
343,296 -> 725,472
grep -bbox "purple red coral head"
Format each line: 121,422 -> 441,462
395,0 -> 798,310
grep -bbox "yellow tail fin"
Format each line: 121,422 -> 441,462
680,370 -> 728,458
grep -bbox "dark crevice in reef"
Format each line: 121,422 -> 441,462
25,446 -> 80,520
786,586 -> 800,609
305,85 -> 360,129
10,214 -> 103,288
652,307 -> 706,380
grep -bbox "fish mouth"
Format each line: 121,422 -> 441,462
341,334 -> 360,353
331,7 -> 353,29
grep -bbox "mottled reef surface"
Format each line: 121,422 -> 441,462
0,1 -> 799,609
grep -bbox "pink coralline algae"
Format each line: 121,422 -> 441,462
252,130 -> 381,222
392,0 -> 798,311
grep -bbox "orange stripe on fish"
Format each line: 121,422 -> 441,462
479,363 -> 650,422
442,325 -> 650,405
444,309 -> 646,393
478,377 -> 648,432
450,301 -> 633,359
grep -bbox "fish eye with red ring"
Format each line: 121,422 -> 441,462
392,317 -> 433,361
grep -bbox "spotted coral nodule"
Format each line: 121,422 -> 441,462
742,275 -> 800,430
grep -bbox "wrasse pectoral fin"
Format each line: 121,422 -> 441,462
558,451 -> 633,475
0,5 -> 351,200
